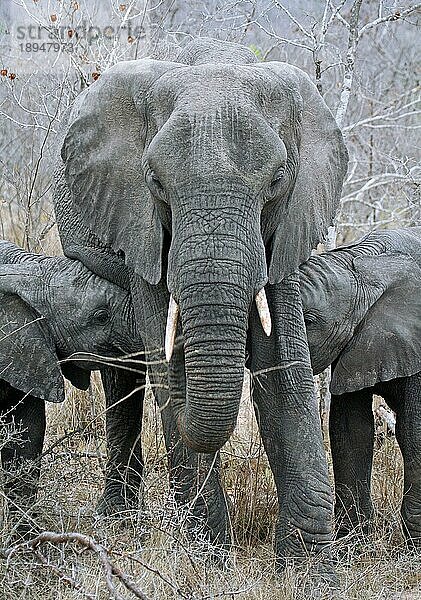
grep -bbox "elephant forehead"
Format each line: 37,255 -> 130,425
146,86 -> 292,184
148,63 -> 300,121
48,261 -> 123,310
147,106 -> 288,180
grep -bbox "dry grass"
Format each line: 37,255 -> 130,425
1,375 -> 421,600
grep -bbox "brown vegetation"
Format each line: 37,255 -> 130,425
1,379 -> 420,599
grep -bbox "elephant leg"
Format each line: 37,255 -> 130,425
387,374 -> 421,545
0,381 -> 45,513
329,390 -> 374,536
249,274 -> 334,571
134,277 -> 230,547
97,366 -> 145,516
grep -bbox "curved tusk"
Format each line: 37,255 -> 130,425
165,295 -> 179,362
255,288 -> 272,337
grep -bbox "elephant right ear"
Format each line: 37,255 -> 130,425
0,292 -> 65,403
331,253 -> 421,395
264,63 -> 348,284
61,59 -> 180,285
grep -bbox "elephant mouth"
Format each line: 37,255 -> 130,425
165,287 -> 271,361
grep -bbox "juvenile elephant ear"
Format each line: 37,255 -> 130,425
263,64 -> 348,283
0,292 -> 65,403
61,59 -> 180,285
331,253 -> 421,395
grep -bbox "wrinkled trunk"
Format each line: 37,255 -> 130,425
168,188 -> 266,453
172,284 -> 249,453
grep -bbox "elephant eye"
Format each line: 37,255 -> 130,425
91,308 -> 111,325
266,166 -> 286,202
146,168 -> 166,200
270,166 -> 285,189
303,310 -> 317,324
150,171 -> 163,190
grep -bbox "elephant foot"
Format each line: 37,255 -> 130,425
335,513 -> 375,539
283,559 -> 340,599
96,477 -> 143,519
4,469 -> 40,511
8,518 -> 41,541
172,483 -> 231,551
273,476 -> 336,579
2,497 -> 41,542
3,483 -> 40,530
169,452 -> 231,550
275,535 -> 337,584
183,517 -> 231,567
334,491 -> 374,538
277,556 -> 339,598
185,500 -> 231,551
401,498 -> 421,547
274,511 -> 337,587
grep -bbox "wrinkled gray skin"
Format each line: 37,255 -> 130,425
53,37 -> 348,567
300,227 -> 421,542
0,240 -> 144,513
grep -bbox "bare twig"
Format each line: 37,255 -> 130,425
358,4 -> 421,39
4,531 -> 150,600
33,548 -> 97,600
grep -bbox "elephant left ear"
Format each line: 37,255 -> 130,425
0,292 -> 65,403
264,64 -> 348,283
331,253 -> 421,395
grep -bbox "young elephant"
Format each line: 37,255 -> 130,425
0,240 -> 145,514
299,227 -> 421,542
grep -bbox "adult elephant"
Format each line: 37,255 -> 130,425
54,38 -> 348,567
300,227 -> 421,541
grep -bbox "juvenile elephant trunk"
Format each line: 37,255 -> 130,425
167,190 -> 267,453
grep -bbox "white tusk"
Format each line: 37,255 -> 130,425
255,288 -> 272,337
165,295 -> 179,362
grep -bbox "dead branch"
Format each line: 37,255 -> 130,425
119,552 -> 192,599
358,4 -> 421,39
343,94 -> 421,133
335,0 -> 363,129
33,548 -> 97,600
273,1 -> 313,40
4,531 -> 150,600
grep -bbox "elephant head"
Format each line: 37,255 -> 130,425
300,228 -> 421,395
0,240 -> 140,403
60,38 -> 348,452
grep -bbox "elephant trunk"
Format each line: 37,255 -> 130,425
168,189 -> 267,453
173,283 -> 249,453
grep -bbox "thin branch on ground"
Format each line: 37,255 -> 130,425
4,531 -> 150,600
